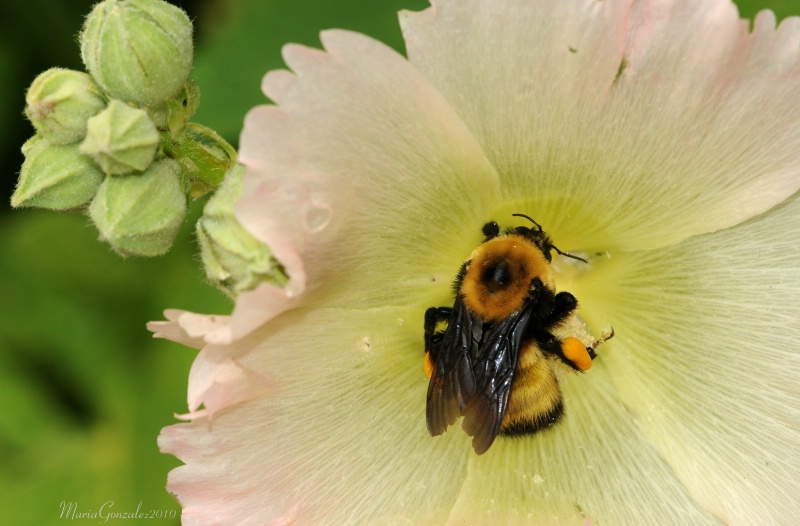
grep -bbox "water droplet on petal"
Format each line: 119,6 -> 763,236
303,196 -> 331,233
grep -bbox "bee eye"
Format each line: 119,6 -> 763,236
483,261 -> 511,288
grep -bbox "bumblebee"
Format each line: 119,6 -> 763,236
423,214 -> 611,454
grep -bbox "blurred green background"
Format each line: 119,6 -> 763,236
0,0 -> 794,524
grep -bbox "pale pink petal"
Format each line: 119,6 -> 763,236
149,308 -> 279,417
147,309 -> 232,348
236,29 -> 502,320
227,283 -> 300,342
160,307 -> 466,525
148,283 -> 300,349
401,1 -> 800,249
148,312 -> 277,418
178,357 -> 271,420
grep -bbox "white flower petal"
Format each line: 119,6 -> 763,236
237,29 -> 502,319
443,362 -> 722,525
401,1 -> 800,249
570,192 -> 800,524
400,0 -> 632,156
159,306 -> 730,525
160,306 -> 470,525
157,3 -> 800,524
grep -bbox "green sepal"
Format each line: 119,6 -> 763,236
161,123 -> 237,198
88,159 -> 187,256
80,100 -> 160,175
166,79 -> 201,136
12,136 -> 104,210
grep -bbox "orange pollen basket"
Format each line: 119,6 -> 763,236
561,337 -> 592,371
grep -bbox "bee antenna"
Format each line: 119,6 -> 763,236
511,213 -> 542,231
552,245 -> 588,264
512,213 -> 587,263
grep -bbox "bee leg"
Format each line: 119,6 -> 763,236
424,307 -> 451,336
525,278 -> 560,324
424,307 -> 451,354
545,291 -> 578,326
531,331 -> 565,360
424,307 -> 451,379
588,327 -> 615,359
534,331 -> 594,372
564,326 -> 615,369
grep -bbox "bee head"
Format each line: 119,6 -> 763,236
461,236 -> 553,322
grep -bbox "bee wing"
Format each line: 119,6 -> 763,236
461,306 -> 533,454
426,295 -> 482,436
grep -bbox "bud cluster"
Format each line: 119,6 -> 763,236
12,0 -> 278,297
13,0 -> 235,259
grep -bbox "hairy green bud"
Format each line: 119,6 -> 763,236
80,0 -> 193,107
89,159 -> 186,256
196,165 -> 287,296
25,68 -> 106,145
80,100 -> 160,175
12,136 -> 104,210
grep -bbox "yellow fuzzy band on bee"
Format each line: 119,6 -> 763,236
460,236 -> 553,322
501,343 -> 563,433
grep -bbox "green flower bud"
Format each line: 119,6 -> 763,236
80,0 -> 193,107
24,68 -> 106,145
89,159 -> 186,256
196,165 -> 287,296
12,135 -> 104,210
80,100 -> 160,175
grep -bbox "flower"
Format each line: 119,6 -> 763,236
150,0 -> 800,524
